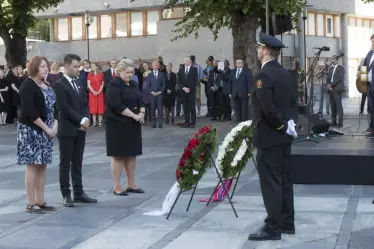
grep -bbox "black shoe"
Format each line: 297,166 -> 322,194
158,124 -> 163,128
330,122 -> 337,127
182,123 -> 190,128
248,229 -> 281,241
189,124 -> 196,128
210,118 -> 217,121
165,120 -> 169,124
63,196 -> 74,207
282,225 -> 296,235
337,123 -> 343,128
73,193 -> 98,203
152,124 -> 156,128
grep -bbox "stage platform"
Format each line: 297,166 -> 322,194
290,134 -> 374,185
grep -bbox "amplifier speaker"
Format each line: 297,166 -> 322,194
296,114 -> 330,136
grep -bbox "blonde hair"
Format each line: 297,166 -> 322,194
115,58 -> 134,75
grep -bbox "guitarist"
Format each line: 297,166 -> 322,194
358,35 -> 374,133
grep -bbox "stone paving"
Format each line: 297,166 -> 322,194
0,112 -> 373,249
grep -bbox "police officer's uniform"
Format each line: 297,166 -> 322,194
249,33 -> 298,241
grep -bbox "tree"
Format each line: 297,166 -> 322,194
166,0 -> 373,73
0,0 -> 63,67
29,18 -> 51,42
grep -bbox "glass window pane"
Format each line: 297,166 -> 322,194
317,14 -> 324,36
131,12 -> 143,36
364,20 -> 370,28
71,17 -> 83,40
88,16 -> 98,39
349,18 -> 355,26
307,13 -> 315,35
57,18 -> 68,41
147,11 -> 159,35
162,8 -> 184,19
334,16 -> 341,37
372,21 -> 374,33
101,15 -> 112,38
327,18 -> 332,33
116,13 -> 128,37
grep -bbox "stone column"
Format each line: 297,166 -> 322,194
49,18 -> 55,42
341,14 -> 349,96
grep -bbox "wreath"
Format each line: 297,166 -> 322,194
215,121 -> 253,179
176,125 -> 218,190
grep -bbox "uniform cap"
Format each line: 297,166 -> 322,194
256,32 -> 286,49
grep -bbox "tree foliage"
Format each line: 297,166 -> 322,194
0,0 -> 63,66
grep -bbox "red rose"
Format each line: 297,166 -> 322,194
176,169 -> 182,180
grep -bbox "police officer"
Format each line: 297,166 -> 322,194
248,33 -> 298,241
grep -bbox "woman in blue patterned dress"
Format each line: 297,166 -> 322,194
18,56 -> 58,214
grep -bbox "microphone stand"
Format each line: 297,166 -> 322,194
294,49 -> 324,144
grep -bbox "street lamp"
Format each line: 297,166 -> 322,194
85,10 -> 91,61
302,6 -> 307,104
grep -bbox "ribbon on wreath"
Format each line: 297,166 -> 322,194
198,179 -> 233,202
143,182 -> 180,216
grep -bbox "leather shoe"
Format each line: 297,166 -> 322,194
282,228 -> 295,235
63,196 -> 74,207
73,193 -> 98,203
248,229 -> 281,241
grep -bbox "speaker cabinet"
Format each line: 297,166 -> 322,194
296,114 -> 330,136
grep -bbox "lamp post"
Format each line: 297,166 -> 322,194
265,0 -> 269,34
302,7 -> 307,104
84,11 -> 91,61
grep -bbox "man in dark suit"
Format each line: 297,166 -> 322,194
164,63 -> 177,124
149,60 -> 166,128
54,54 -> 97,207
104,59 -> 118,91
360,35 -> 374,115
248,33 -> 298,241
327,54 -> 345,127
229,58 -> 254,122
178,57 -> 198,128
208,60 -> 223,121
221,60 -> 232,121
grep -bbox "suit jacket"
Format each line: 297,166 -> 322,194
327,64 -> 345,93
148,71 -> 166,93
251,60 -> 298,149
164,71 -> 177,107
229,67 -> 254,98
222,67 -> 232,95
54,75 -> 89,137
104,68 -> 115,90
208,69 -> 223,89
178,66 -> 198,91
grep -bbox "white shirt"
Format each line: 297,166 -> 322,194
261,59 -> 275,69
153,70 -> 158,77
236,67 -> 242,78
185,66 -> 190,73
368,53 -> 374,83
63,74 -> 89,126
331,64 -> 338,83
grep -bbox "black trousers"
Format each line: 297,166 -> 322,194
222,94 -> 232,120
233,96 -> 249,122
165,107 -> 175,124
182,91 -> 196,125
59,132 -> 86,197
208,90 -> 223,119
256,143 -> 295,232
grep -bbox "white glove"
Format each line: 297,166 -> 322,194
286,120 -> 298,138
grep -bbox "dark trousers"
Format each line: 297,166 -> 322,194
222,94 -> 232,120
182,91 -> 196,125
233,96 -> 249,122
176,90 -> 182,115
208,90 -> 223,119
329,91 -> 344,124
144,103 -> 151,125
361,93 -> 367,113
150,95 -> 164,125
256,144 -> 294,232
58,132 -> 86,197
165,107 -> 175,124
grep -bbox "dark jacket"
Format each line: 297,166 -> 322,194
18,77 -> 58,131
54,75 -> 89,137
229,67 -> 254,98
251,60 -> 298,149
222,67 -> 231,95
178,66 -> 198,91
148,71 -> 166,93
327,64 -> 345,93
105,77 -> 144,124
164,71 -> 177,107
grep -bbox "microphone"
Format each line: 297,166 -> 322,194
313,46 -> 330,51
337,52 -> 345,57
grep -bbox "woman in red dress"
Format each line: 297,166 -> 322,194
87,63 -> 105,127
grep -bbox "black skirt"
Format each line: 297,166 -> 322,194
0,92 -> 9,112
105,117 -> 142,157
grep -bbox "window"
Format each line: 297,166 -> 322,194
131,12 -> 143,36
372,20 -> 374,33
115,13 -> 128,37
162,8 -> 185,19
316,14 -> 324,36
71,17 -> 83,40
147,11 -> 159,35
356,18 -> 363,39
101,15 -> 112,38
325,15 -> 333,37
88,16 -> 98,39
334,16 -> 341,37
364,19 -> 370,39
57,18 -> 69,41
307,13 -> 315,35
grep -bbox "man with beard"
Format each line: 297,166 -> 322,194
248,33 -> 298,241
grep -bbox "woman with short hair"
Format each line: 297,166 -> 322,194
18,56 -> 58,213
105,59 -> 145,196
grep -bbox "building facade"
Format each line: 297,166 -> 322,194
0,0 -> 373,97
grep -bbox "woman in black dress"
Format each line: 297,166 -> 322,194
0,69 -> 9,125
105,58 -> 145,196
163,63 -> 177,124
10,65 -> 25,118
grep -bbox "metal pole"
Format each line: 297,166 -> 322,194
86,24 -> 90,61
265,0 -> 269,34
